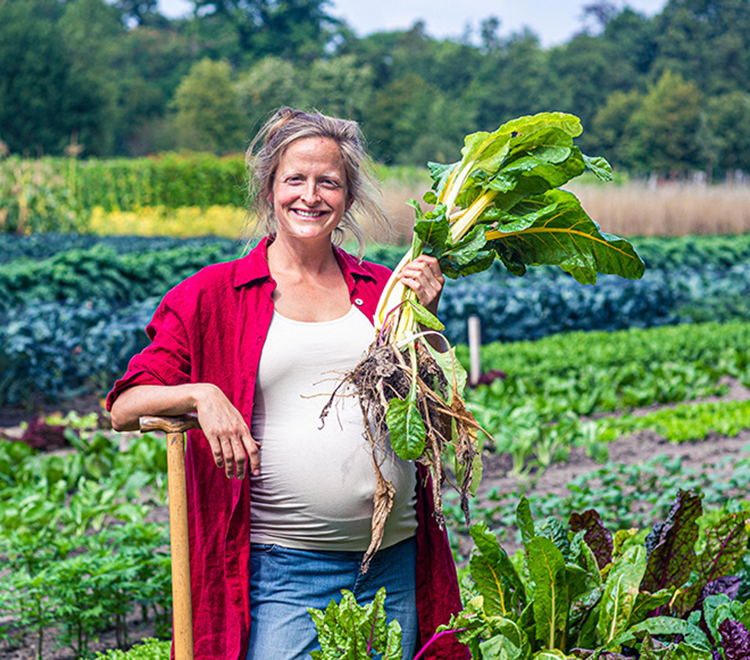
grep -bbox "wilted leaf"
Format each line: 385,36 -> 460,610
407,300 -> 445,331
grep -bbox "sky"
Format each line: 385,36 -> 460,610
157,0 -> 668,48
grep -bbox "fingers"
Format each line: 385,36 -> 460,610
243,434 -> 261,477
398,255 -> 445,311
196,385 -> 260,480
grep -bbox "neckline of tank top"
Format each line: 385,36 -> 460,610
272,304 -> 367,326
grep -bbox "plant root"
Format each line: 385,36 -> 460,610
321,340 -> 482,570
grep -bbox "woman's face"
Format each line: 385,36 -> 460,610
269,137 -> 351,243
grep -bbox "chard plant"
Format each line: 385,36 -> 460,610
446,490 -> 750,659
311,491 -> 750,659
324,112 -> 645,567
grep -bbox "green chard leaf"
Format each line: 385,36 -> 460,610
406,300 -> 444,331
597,544 -> 647,646
629,589 -> 674,627
428,161 -> 457,195
486,189 -> 645,285
480,616 -> 532,660
386,398 -> 425,461
309,588 -> 402,659
413,212 -> 450,257
526,537 -> 568,651
517,497 -> 536,548
616,616 -> 711,653
582,154 -> 613,182
469,522 -> 527,618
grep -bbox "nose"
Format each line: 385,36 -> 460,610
300,180 -> 320,205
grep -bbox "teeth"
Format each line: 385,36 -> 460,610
295,209 -> 323,217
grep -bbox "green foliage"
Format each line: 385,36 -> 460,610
411,112 -> 643,286
699,91 -> 750,176
174,59 -> 246,154
455,451 -> 750,548
0,0 -> 108,157
450,492 -> 750,659
625,71 -> 704,175
0,428 -> 173,657
308,588 -> 402,660
0,242 -> 241,309
95,639 -> 170,660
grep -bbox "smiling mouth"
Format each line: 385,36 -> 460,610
293,209 -> 327,218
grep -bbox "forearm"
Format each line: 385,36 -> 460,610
110,383 -> 214,432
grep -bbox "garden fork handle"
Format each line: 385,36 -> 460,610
140,413 -> 201,660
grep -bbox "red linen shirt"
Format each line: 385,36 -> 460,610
107,237 -> 468,660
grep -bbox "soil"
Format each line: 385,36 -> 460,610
2,379 -> 750,658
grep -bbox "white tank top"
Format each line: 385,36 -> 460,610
249,305 -> 417,551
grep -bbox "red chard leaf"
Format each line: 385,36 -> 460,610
569,509 -> 613,570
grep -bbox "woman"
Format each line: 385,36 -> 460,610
108,108 -> 467,660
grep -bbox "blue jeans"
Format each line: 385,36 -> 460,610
246,537 -> 418,660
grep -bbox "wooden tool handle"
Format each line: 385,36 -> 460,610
140,414 -> 199,660
139,412 -> 201,435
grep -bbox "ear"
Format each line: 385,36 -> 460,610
345,192 -> 354,211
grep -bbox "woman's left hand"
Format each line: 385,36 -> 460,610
398,255 -> 445,315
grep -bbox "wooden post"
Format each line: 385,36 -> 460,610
140,414 -> 201,660
468,315 -> 482,386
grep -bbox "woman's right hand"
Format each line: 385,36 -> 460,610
110,383 -> 260,479
194,384 -> 261,480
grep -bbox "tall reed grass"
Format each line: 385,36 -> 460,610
569,181 -> 750,237
367,180 -> 750,243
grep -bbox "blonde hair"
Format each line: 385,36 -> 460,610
245,108 -> 390,255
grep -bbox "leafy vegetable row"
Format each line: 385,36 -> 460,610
309,491 -> 750,659
0,422 -> 173,657
4,231 -> 750,273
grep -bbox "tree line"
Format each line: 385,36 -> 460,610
1,0 -> 750,178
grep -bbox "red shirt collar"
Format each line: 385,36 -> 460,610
232,235 -> 377,289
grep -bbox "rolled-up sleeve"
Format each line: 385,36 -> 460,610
106,295 -> 193,410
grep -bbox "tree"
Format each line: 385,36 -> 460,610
301,55 -> 374,121
601,7 -> 658,77
58,0 -> 125,156
626,70 -> 703,175
0,0 -> 106,155
654,0 -> 750,96
699,91 -> 750,177
362,73 -> 442,164
174,59 -> 247,153
463,29 -> 556,132
114,25 -> 195,154
236,57 -> 302,131
548,34 -> 633,132
189,0 -> 339,62
588,89 -> 644,170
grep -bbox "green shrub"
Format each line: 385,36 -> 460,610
95,639 -> 170,660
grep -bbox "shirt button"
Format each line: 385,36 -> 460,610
354,298 -> 364,306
